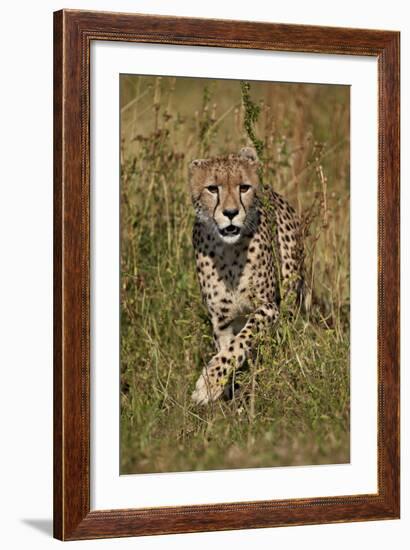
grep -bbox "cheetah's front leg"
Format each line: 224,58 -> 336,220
191,302 -> 279,405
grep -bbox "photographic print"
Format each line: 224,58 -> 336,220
54,11 -> 400,539
120,75 -> 350,475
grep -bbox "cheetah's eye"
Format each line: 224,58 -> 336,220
240,184 -> 251,193
206,185 -> 219,194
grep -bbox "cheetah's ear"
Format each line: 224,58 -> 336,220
188,159 -> 209,201
238,147 -> 258,163
189,158 -> 208,171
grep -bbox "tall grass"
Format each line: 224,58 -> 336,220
120,76 -> 350,474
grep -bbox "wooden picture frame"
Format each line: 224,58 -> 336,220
53,9 -> 400,540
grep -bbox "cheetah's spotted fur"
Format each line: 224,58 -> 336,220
189,147 -> 305,405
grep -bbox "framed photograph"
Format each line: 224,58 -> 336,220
54,9 -> 400,540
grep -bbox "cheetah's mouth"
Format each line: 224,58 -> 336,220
219,225 -> 241,238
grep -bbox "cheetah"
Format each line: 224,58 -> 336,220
189,146 -> 305,405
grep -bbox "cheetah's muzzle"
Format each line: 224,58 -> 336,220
219,225 -> 241,238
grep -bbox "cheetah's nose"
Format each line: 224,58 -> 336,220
223,208 -> 239,220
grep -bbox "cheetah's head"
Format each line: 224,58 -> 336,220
188,147 -> 260,245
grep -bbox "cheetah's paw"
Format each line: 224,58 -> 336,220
191,367 -> 224,405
